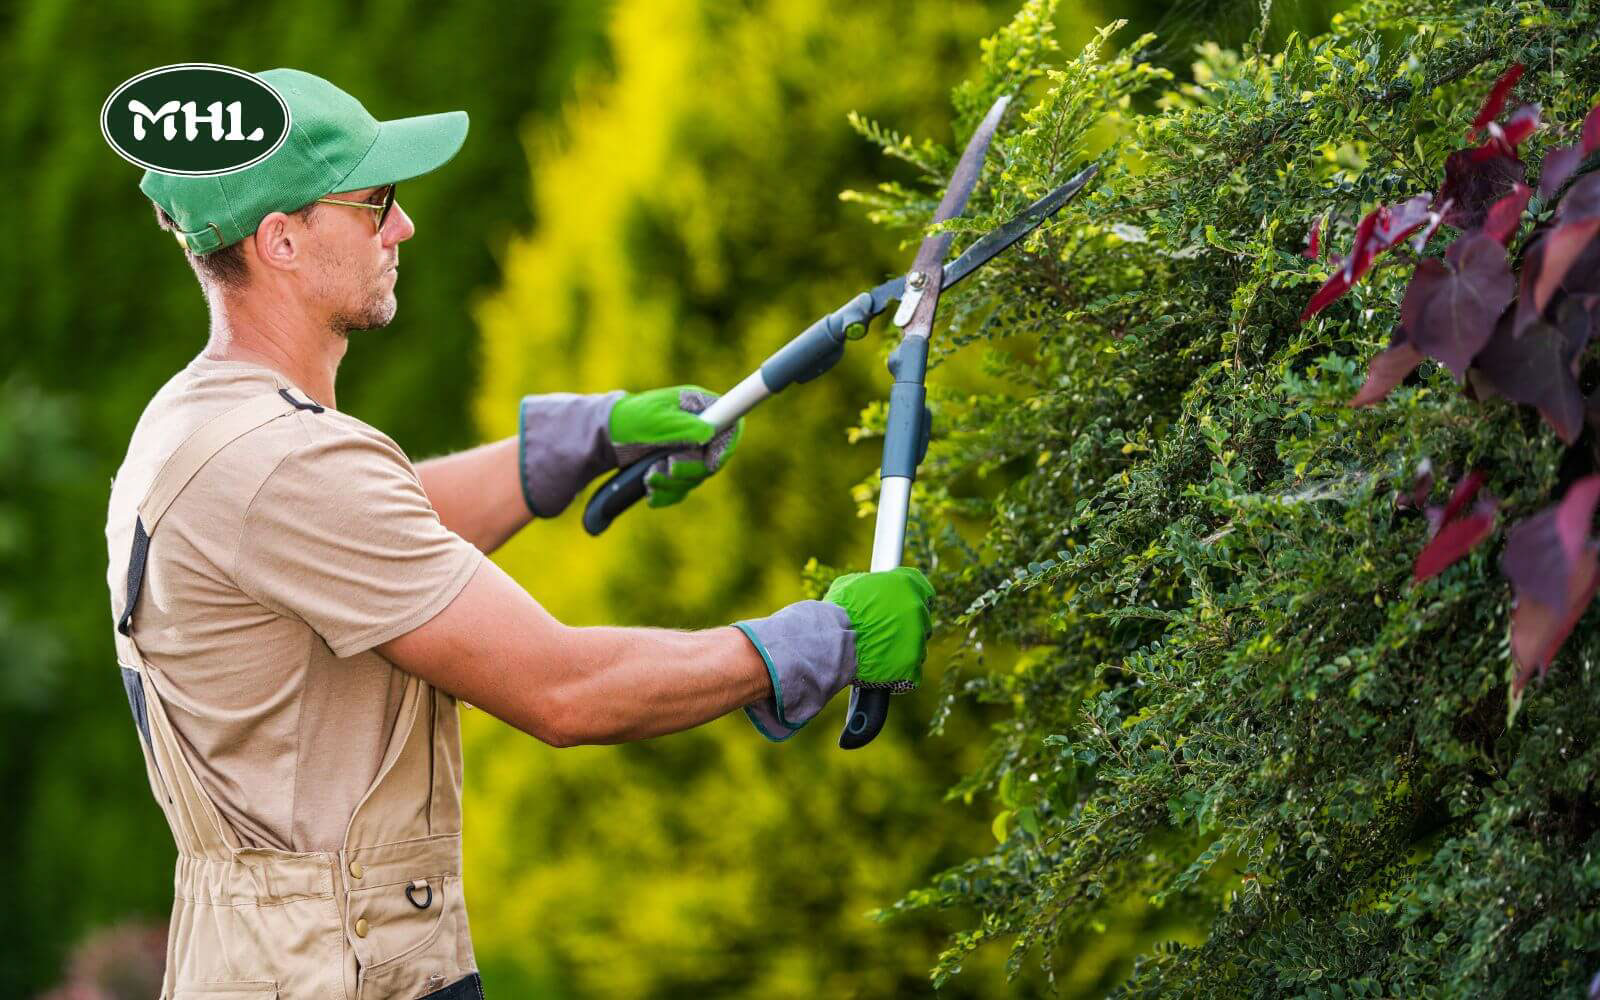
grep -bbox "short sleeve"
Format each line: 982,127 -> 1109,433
234,427 -> 484,658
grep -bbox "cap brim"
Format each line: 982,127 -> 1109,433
335,110 -> 468,192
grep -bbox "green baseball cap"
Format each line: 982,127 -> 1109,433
141,68 -> 468,255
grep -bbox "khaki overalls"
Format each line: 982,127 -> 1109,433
112,391 -> 480,999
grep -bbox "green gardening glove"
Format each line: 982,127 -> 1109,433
734,565 -> 935,742
825,566 -> 935,692
609,386 -> 744,508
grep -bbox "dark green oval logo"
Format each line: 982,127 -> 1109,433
101,63 -> 290,176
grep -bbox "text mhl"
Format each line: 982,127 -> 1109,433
128,100 -> 265,142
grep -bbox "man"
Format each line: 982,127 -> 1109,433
106,69 -> 933,1000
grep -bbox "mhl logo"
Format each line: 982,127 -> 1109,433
127,100 -> 266,143
102,64 -> 291,177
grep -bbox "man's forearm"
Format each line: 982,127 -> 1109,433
416,436 -> 531,554
379,560 -> 775,748
547,624 -> 772,745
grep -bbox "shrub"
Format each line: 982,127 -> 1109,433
861,0 -> 1600,994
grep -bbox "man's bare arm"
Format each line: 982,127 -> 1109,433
415,437 -> 531,554
377,558 -> 772,747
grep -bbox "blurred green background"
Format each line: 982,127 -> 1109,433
1,0 -> 1334,995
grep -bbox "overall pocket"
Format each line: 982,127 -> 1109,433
350,874 -> 449,969
172,983 -> 278,998
353,874 -> 475,998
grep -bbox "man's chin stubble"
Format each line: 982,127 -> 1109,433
329,292 -> 397,335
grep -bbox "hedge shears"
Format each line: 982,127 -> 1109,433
583,96 -> 1097,748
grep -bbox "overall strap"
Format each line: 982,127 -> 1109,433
114,387 -> 323,861
118,389 -> 320,638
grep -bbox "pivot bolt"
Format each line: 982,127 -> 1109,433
906,271 -> 928,290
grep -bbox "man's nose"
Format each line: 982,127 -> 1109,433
383,201 -> 415,244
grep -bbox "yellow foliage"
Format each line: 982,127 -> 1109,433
465,0 -> 1110,996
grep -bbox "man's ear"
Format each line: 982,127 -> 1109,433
251,211 -> 302,272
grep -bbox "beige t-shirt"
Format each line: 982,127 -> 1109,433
105,357 -> 483,852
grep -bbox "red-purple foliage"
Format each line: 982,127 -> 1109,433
1534,105 -> 1599,200
1501,476 -> 1600,695
1528,175 -> 1600,313
1437,146 -> 1525,231
1349,337 -> 1424,407
1494,104 -> 1541,152
1303,214 -> 1323,260
1482,183 -> 1532,246
1539,145 -> 1584,201
1413,470 -> 1499,581
1300,196 -> 1432,321
1400,232 -> 1514,378
1471,301 -> 1592,443
1397,459 -> 1435,510
1468,64 -> 1524,141
1304,70 -> 1600,706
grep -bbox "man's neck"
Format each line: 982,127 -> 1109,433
201,294 -> 346,408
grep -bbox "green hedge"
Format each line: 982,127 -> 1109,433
855,0 -> 1600,994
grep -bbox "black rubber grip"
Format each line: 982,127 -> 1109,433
838,687 -> 890,749
583,451 -> 668,536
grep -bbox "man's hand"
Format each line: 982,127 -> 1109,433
608,385 -> 743,508
733,566 -> 935,741
515,385 -> 742,522
823,566 -> 934,692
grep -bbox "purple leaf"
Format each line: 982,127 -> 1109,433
1303,214 -> 1324,260
1501,475 -> 1600,692
1412,203 -> 1450,254
1515,181 -> 1600,331
1528,184 -> 1600,313
1561,172 -> 1600,220
1513,227 -> 1554,335
1492,104 -> 1541,152
1560,295 -> 1599,354
1349,342 -> 1424,407
1529,220 -> 1600,313
1440,468 -> 1488,526
1302,271 -> 1357,323
1438,147 -> 1526,231
1414,470 -> 1498,582
1374,194 -> 1434,248
1423,467 -> 1484,536
1502,478 -> 1600,608
1471,304 -> 1588,443
1400,233 -> 1514,378
1585,103 -> 1600,155
1468,64 -> 1525,141
1482,183 -> 1531,246
1398,458 -> 1435,511
1539,144 -> 1584,201
1555,229 -> 1600,300
1302,196 -> 1433,322
1511,552 -> 1599,695
1415,502 -> 1498,582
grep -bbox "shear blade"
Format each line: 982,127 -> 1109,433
894,95 -> 1013,328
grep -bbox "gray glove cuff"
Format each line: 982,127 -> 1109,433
732,601 -> 857,742
518,390 -> 626,518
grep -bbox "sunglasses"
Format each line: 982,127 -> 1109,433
315,183 -> 396,232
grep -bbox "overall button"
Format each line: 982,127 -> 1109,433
354,917 -> 369,938
349,861 -> 365,879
